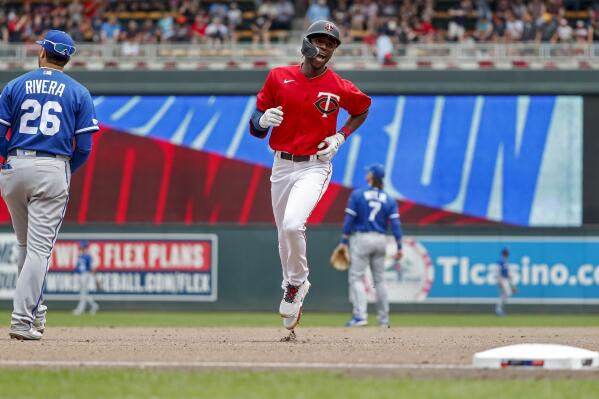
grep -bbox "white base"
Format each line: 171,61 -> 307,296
473,344 -> 599,370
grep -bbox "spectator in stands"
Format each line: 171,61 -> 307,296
554,18 -> 574,42
491,12 -> 507,42
122,20 -> 141,56
379,0 -> 398,24
252,10 -> 272,48
140,19 -> 158,43
476,0 -> 492,20
506,11 -> 524,41
538,13 -> 559,42
575,20 -> 589,43
376,27 -> 394,65
191,12 -> 209,44
7,12 -> 28,42
474,16 -> 493,42
333,0 -> 351,28
416,14 -> 436,43
100,15 -> 121,43
68,0 -> 84,24
157,13 -> 175,42
364,0 -> 379,33
172,15 -> 191,42
528,0 -> 547,27
305,0 -> 331,28
521,12 -> 538,42
447,0 -> 471,42
272,0 -> 295,32
206,17 -> 229,47
397,20 -> 417,44
511,0 -> 528,18
349,0 -> 368,31
226,2 -> 242,43
209,1 -> 229,20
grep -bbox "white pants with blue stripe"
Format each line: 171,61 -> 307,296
0,155 -> 70,330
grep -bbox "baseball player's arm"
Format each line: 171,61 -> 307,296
0,84 -> 12,159
70,132 -> 92,174
390,200 -> 403,259
340,192 -> 359,244
249,107 -> 284,138
250,70 -> 281,139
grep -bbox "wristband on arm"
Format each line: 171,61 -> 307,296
338,126 -> 351,139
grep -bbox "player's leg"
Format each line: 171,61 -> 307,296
347,238 -> 370,325
83,273 -> 99,314
370,235 -> 389,327
278,161 -> 331,322
280,161 -> 331,286
74,273 -> 88,315
11,159 -> 69,330
347,235 -> 370,326
270,156 -> 295,284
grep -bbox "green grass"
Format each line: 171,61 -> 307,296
0,369 -> 597,399
3,311 -> 598,328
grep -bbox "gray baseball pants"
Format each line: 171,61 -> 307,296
0,155 -> 70,330
74,272 -> 99,314
349,232 -> 389,324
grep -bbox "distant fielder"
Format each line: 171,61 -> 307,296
496,248 -> 516,316
249,20 -> 371,333
73,240 -> 99,316
0,30 -> 98,340
335,164 -> 403,328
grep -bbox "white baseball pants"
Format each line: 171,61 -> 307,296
0,155 -> 70,330
270,153 -> 332,287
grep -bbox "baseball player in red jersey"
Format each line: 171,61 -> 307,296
249,20 -> 371,333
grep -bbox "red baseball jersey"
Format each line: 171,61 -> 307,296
255,65 -> 371,156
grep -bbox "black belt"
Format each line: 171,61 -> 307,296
279,152 -> 315,162
9,149 -> 57,158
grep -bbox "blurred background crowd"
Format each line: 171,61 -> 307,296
0,0 -> 598,48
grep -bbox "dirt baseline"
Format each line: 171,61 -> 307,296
1,326 -> 599,379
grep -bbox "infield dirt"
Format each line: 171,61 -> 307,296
1,326 -> 599,379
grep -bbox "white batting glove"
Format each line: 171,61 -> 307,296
316,133 -> 345,161
259,106 -> 284,129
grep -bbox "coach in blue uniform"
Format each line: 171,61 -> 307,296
0,30 -> 98,340
337,164 -> 403,327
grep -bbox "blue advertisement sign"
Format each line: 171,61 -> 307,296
93,95 -> 582,226
374,237 -> 599,304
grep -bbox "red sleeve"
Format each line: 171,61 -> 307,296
256,70 -> 277,112
342,79 -> 371,116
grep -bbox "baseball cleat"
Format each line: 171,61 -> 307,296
33,319 -> 45,334
279,280 -> 311,318
9,327 -> 43,341
345,316 -> 368,327
283,307 -> 303,330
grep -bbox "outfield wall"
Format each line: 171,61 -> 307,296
1,225 -> 599,313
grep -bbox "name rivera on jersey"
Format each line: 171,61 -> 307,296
24,79 -> 66,97
363,190 -> 388,202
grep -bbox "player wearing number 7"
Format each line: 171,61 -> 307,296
335,164 -> 403,328
0,30 -> 98,340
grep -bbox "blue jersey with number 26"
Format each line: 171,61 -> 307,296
0,67 -> 99,157
345,187 -> 400,234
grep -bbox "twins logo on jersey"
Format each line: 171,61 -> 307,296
314,92 -> 340,118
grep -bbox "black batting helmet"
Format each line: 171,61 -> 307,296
306,20 -> 341,46
301,20 -> 341,58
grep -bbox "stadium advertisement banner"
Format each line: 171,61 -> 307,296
370,236 -> 599,305
94,95 -> 582,227
0,234 -> 218,301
